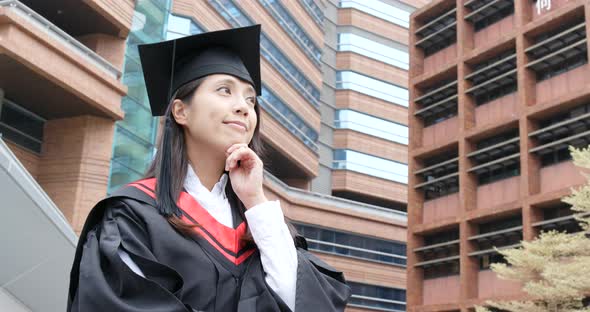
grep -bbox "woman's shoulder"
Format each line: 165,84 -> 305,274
81,180 -> 159,233
105,178 -> 160,210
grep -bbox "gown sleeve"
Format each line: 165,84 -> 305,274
245,200 -> 297,311
68,199 -> 193,312
294,244 -> 352,311
246,201 -> 351,312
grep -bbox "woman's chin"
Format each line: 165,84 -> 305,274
223,139 -> 248,149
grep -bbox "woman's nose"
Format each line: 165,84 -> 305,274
233,98 -> 249,115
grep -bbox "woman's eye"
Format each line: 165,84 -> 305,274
246,97 -> 256,105
218,87 -> 230,94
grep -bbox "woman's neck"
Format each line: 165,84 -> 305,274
186,146 -> 225,192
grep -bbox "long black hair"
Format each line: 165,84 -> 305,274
143,77 -> 266,238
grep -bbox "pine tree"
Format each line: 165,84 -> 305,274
475,146 -> 590,312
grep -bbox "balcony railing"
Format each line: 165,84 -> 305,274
415,7 -> 457,56
530,105 -> 590,166
415,80 -> 458,127
526,21 -> 587,81
466,51 -> 517,106
0,0 -> 121,79
464,0 -> 514,31
469,132 -> 520,184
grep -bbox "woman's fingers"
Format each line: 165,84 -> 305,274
225,145 -> 258,171
225,145 -> 246,168
225,143 -> 248,156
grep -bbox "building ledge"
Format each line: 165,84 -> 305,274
0,0 -> 125,120
263,170 -> 408,224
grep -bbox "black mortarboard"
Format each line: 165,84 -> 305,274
138,25 -> 262,116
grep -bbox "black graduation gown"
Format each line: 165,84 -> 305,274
67,178 -> 351,312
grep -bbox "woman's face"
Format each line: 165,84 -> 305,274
172,74 -> 258,153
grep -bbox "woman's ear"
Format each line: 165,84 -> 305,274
171,99 -> 188,126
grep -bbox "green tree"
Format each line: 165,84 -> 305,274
475,146 -> 590,312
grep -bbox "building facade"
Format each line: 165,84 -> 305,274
1,0 -> 425,311
408,0 -> 590,311
0,0 -> 134,310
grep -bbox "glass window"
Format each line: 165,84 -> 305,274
121,56 -> 149,106
108,159 -> 145,194
424,261 -> 460,279
333,149 -> 408,184
473,3 -> 514,32
477,162 -> 520,185
260,86 -> 319,153
149,0 -> 170,11
260,35 -> 320,107
474,83 -> 517,106
208,0 -> 321,108
336,71 -> 408,107
338,33 -> 409,69
131,0 -> 169,43
339,0 -> 413,28
536,52 -> 588,82
111,127 -> 154,175
293,223 -> 406,266
335,110 -> 408,145
166,14 -> 204,40
258,0 -> 322,67
167,14 -> 192,35
300,0 -> 324,27
478,216 -> 522,234
480,253 -> 508,270
0,99 -> 45,153
348,282 -> 406,311
119,97 -> 158,143
108,0 -> 170,192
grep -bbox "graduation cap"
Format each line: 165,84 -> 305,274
138,24 -> 262,116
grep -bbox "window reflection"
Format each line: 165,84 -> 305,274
339,0 -> 414,28
338,33 -> 409,69
119,97 -> 158,143
300,0 -> 324,27
108,160 -> 144,193
258,0 -> 322,66
294,223 -> 407,266
111,127 -> 154,175
335,110 -> 408,145
260,86 -> 319,153
336,71 -> 409,107
333,149 -> 408,184
208,0 -> 321,107
166,14 -> 203,39
349,282 -> 406,311
108,0 -> 169,193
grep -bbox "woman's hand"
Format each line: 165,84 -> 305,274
225,143 -> 268,209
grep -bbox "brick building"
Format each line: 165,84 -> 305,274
1,0 -> 427,311
407,0 -> 590,311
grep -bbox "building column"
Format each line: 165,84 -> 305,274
311,0 -> 338,195
37,115 -> 116,234
76,33 -> 127,71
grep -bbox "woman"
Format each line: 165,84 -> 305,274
67,25 -> 350,311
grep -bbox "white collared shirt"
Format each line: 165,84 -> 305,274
119,165 -> 297,311
183,165 -> 233,227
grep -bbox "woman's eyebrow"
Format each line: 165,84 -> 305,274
216,77 -> 255,95
215,78 -> 236,86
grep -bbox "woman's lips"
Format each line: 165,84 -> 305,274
224,122 -> 247,131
